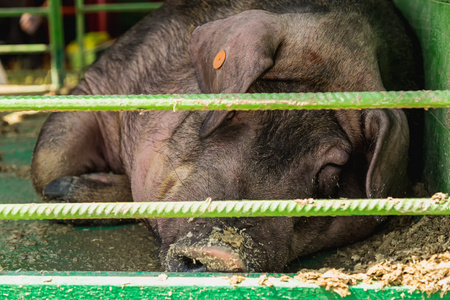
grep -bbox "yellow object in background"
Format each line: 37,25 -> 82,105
66,32 -> 111,70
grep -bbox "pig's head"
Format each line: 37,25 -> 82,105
140,108 -> 409,272
138,10 -> 412,272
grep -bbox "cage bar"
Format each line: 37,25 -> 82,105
0,90 -> 448,111
0,198 -> 448,221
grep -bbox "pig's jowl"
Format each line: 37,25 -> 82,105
31,0 -> 422,272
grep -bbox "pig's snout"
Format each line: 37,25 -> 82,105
164,228 -> 263,272
165,243 -> 246,272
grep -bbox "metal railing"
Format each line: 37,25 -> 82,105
0,198 -> 449,221
0,90 -> 448,221
0,90 -> 448,111
0,0 -> 64,93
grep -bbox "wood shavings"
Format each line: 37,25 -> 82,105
295,269 -> 357,297
295,198 -> 314,206
258,274 -> 274,287
3,111 -> 40,125
294,215 -> 450,297
431,192 -> 449,203
365,254 -> 450,296
158,273 -> 168,282
226,274 -> 246,286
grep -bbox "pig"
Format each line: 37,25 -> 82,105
31,0 -> 422,272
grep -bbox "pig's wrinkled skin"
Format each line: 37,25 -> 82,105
31,0 -> 422,272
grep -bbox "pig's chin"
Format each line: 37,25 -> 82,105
163,230 -> 268,272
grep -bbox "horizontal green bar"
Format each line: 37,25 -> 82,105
0,90 -> 449,111
0,44 -> 49,54
79,3 -> 163,13
0,271 -> 443,299
0,198 -> 448,220
0,7 -> 49,17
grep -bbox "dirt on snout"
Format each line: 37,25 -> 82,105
210,227 -> 244,248
295,206 -> 450,297
178,226 -> 263,272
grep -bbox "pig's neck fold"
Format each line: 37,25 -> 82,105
129,111 -> 190,203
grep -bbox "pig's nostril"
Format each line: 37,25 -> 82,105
179,256 -> 205,272
166,244 -> 247,272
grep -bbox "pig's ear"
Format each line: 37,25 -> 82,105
363,109 -> 410,197
189,10 -> 285,93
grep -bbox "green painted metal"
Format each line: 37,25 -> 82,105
394,0 -> 450,194
422,0 -> 450,193
75,0 -> 86,70
0,90 -> 448,111
80,2 -> 164,13
394,0 -> 450,90
0,271 -> 446,300
0,44 -> 49,54
425,111 -> 450,193
0,7 -> 49,17
47,0 -> 65,92
0,198 -> 449,221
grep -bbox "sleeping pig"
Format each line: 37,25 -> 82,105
31,0 -> 422,272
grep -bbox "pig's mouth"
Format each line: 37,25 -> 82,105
164,228 -> 263,272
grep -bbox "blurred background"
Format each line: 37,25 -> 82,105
0,0 -> 163,94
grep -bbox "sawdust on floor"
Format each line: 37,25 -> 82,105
294,197 -> 450,297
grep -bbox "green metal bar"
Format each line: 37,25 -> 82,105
47,0 -> 65,91
0,90 -> 448,111
0,271 -> 441,299
395,0 -> 450,194
0,198 -> 449,220
80,3 -> 163,13
75,0 -> 86,70
0,44 -> 49,54
0,7 -> 49,17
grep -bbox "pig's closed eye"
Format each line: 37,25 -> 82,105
316,147 -> 349,198
200,111 -> 236,139
317,164 -> 343,198
222,111 -> 236,125
216,111 -> 235,128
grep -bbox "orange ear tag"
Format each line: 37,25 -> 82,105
213,50 -> 226,69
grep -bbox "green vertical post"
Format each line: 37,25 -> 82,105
394,0 -> 450,193
75,0 -> 86,71
47,0 -> 65,91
